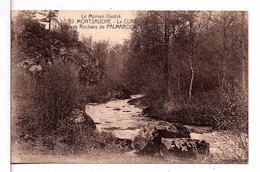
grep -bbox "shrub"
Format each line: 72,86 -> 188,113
33,60 -> 80,130
12,59 -> 88,143
12,65 -> 42,138
13,59 -> 125,153
145,85 -> 248,133
83,80 -> 114,103
212,86 -> 248,132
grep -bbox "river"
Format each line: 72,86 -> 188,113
86,95 -> 248,163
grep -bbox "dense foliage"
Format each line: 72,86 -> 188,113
11,10 -> 129,151
11,10 -> 248,155
125,11 -> 248,132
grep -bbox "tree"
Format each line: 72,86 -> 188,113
127,11 -> 165,95
39,10 -> 59,31
240,11 -> 248,94
205,11 -> 239,90
92,40 -> 109,72
186,12 -> 197,100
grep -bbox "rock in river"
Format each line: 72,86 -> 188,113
133,123 -> 210,158
127,97 -> 147,108
115,90 -> 131,100
133,122 -> 191,155
151,121 -> 191,138
161,138 -> 210,158
113,85 -> 132,100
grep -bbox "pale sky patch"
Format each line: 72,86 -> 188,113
12,10 -> 136,44
58,11 -> 136,44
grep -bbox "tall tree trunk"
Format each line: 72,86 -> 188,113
217,62 -> 221,87
241,11 -> 247,94
222,51 -> 227,90
177,58 -> 181,97
163,12 -> 170,98
188,15 -> 195,100
241,57 -> 246,92
189,56 -> 194,100
222,17 -> 227,90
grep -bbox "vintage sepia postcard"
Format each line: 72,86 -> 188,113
11,10 -> 248,164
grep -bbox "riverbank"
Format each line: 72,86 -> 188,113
12,95 -> 248,163
13,133 -> 248,164
84,95 -> 248,163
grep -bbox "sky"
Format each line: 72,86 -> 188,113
12,10 -> 136,44
58,11 -> 136,44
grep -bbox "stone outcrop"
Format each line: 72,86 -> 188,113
115,90 -> 131,100
133,123 -> 190,154
106,86 -> 131,101
133,125 -> 162,154
141,106 -> 153,117
127,98 -> 140,106
127,97 -> 147,108
161,138 -> 210,158
29,65 -> 42,75
78,65 -> 103,86
148,121 -> 191,138
114,86 -> 132,100
133,122 -> 210,158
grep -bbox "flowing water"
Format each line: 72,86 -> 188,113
85,95 -> 152,140
86,95 -> 248,162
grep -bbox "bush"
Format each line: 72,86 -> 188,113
12,59 -> 90,144
145,85 -> 248,133
13,59 -> 127,153
83,80 -> 114,103
33,60 -> 81,130
12,65 -> 42,138
212,86 -> 248,132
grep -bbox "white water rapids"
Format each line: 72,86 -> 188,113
86,95 -> 248,162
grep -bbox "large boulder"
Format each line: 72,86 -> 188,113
161,138 -> 210,158
29,65 -> 42,75
127,98 -> 140,106
153,121 -> 190,138
132,125 -> 162,154
133,122 -> 191,155
141,106 -> 153,117
115,90 -> 131,100
114,85 -> 131,100
127,97 -> 147,108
